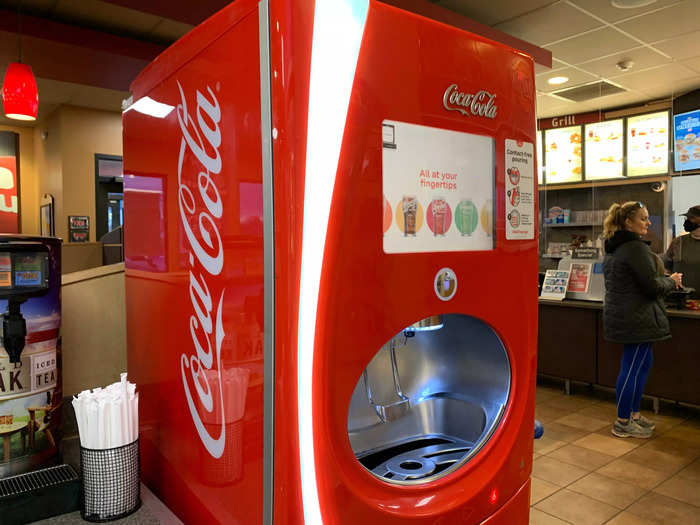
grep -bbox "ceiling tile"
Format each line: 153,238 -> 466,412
545,27 -> 639,64
682,55 -> 700,73
651,30 -> 700,61
578,46 -> 671,78
616,1 -> 700,43
536,67 -> 599,93
494,3 -> 602,47
609,62 -> 698,90
434,0 -> 554,26
567,0 -> 682,24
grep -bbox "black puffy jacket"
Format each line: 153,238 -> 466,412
602,230 -> 675,343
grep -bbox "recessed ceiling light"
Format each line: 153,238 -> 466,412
611,0 -> 657,8
548,76 -> 569,85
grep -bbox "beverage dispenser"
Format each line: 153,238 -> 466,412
123,0 -> 539,523
0,236 -> 62,478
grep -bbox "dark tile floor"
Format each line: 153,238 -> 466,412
531,382 -> 700,525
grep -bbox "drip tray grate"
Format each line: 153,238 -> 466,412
359,435 -> 474,482
1,464 -> 81,523
0,464 -> 78,499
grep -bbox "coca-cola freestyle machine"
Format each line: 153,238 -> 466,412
123,1 -> 538,523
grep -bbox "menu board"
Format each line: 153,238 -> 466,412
585,119 -> 624,180
627,111 -> 668,177
673,109 -> 700,172
536,130 -> 543,185
544,125 -> 582,183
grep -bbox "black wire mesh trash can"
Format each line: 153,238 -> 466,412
80,439 -> 141,522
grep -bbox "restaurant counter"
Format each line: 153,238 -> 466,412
538,298 -> 700,406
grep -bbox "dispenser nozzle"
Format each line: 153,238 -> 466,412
3,298 -> 27,364
403,315 -> 444,337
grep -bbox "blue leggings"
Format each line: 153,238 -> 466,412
616,342 -> 653,419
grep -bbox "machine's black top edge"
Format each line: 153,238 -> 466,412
0,235 -> 63,245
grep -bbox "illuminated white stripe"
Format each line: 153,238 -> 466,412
297,1 -> 369,523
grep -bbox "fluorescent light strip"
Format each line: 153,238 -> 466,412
297,0 -> 369,523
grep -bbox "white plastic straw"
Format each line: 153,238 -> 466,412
71,372 -> 139,449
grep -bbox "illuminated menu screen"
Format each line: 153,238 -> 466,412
673,109 -> 700,172
585,119 -> 624,180
544,126 -> 582,183
627,111 -> 669,177
15,254 -> 44,287
536,130 -> 543,185
0,252 -> 48,289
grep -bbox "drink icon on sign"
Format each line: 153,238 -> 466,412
427,198 -> 452,237
402,196 -> 418,236
508,209 -> 521,228
430,198 -> 449,236
481,200 -> 493,236
508,186 -> 520,207
383,195 -> 392,234
455,199 -> 478,236
507,167 -> 520,186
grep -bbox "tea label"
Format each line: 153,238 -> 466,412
504,139 -> 535,240
382,120 -> 495,253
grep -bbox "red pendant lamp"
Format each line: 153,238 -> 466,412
3,5 -> 38,122
2,62 -> 38,121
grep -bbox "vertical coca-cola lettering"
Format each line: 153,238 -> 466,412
176,80 -> 227,459
443,83 -> 498,119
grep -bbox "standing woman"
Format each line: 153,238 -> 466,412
602,202 -> 682,438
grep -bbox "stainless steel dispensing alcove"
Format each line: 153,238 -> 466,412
347,314 -> 511,484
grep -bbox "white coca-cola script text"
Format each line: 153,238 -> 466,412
443,84 -> 498,119
176,80 -> 227,458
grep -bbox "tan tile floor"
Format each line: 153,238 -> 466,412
531,383 -> 700,525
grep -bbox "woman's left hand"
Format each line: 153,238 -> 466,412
670,272 -> 683,289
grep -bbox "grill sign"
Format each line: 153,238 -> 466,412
443,84 -> 498,119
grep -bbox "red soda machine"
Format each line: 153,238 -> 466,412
123,0 -> 538,523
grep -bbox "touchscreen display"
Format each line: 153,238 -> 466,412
382,120 -> 495,253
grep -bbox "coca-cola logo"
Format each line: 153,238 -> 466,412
443,84 -> 498,119
176,80 -> 227,459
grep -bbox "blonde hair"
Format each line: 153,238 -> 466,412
603,201 -> 645,239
